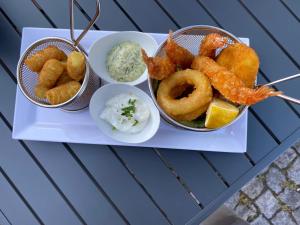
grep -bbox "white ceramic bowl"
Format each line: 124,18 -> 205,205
89,83 -> 160,143
89,31 -> 158,86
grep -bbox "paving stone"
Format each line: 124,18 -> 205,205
255,191 -> 279,219
266,167 -> 286,194
287,158 -> 300,185
250,215 -> 270,225
271,211 -> 296,225
235,203 -> 257,221
274,148 -> 297,169
292,207 -> 300,224
279,188 -> 300,210
241,177 -> 264,199
224,191 -> 240,210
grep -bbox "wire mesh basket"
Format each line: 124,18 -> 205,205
148,25 -> 246,132
17,0 -> 101,111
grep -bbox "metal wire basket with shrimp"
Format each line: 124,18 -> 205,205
146,25 -> 300,132
17,0 -> 101,111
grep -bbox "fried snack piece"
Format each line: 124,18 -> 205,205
39,59 -> 64,88
157,69 -> 212,117
25,46 -> 67,72
34,84 -> 49,99
216,43 -> 259,88
46,81 -> 81,105
67,51 -> 85,81
191,56 -> 280,105
199,33 -> 228,58
165,32 -> 194,69
141,49 -> 176,80
56,70 -> 73,86
173,104 -> 209,121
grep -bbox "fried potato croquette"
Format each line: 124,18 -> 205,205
67,51 -> 86,81
141,49 -> 176,80
157,69 -> 212,118
191,56 -> 280,105
165,32 -> 194,69
39,59 -> 64,88
216,43 -> 259,88
56,70 -> 74,86
34,84 -> 49,99
199,33 -> 228,58
46,81 -> 81,105
25,46 -> 67,72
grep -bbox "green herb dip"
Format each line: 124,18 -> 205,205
106,41 -> 146,82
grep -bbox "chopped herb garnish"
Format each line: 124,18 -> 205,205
112,126 -> 117,131
133,119 -> 139,126
121,98 -> 136,118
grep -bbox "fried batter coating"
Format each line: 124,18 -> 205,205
165,32 -> 194,69
46,81 -> 81,105
157,69 -> 212,117
192,56 -> 280,105
141,49 -> 176,80
38,59 -> 64,88
34,84 -> 49,99
216,43 -> 259,88
25,46 -> 67,72
67,51 -> 86,81
56,70 -> 74,86
199,33 -> 228,58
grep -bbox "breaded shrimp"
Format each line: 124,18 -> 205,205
199,33 -> 228,58
141,49 -> 176,80
191,56 -> 280,105
164,31 -> 194,69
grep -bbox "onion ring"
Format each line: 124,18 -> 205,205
173,104 -> 209,121
157,69 -> 212,117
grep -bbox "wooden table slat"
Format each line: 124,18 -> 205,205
158,149 -> 227,206
76,0 -> 137,31
243,0 -> 300,68
114,146 -> 201,225
0,10 -> 21,73
34,0 -> 92,29
0,168 -> 39,225
70,143 -> 171,225
116,0 -> 177,32
201,152 -> 252,185
0,119 -> 83,225
281,0 -> 300,21
0,0 -> 51,32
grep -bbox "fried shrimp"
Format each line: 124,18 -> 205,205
165,32 -> 194,69
199,33 -> 228,58
157,69 -> 212,118
191,56 -> 280,105
217,43 -> 259,88
141,49 -> 176,80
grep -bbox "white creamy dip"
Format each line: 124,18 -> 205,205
100,93 -> 150,133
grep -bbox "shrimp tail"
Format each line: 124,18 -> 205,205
141,49 -> 176,80
165,31 -> 194,69
241,86 -> 281,105
199,33 -> 228,58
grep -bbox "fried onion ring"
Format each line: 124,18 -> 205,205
157,69 -> 212,117
173,104 -> 209,121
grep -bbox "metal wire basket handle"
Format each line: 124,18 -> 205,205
69,0 -> 100,52
263,73 -> 300,105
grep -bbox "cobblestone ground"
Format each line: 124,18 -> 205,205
225,140 -> 300,225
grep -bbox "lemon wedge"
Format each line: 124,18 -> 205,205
205,98 -> 239,129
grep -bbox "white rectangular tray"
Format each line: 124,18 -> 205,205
13,27 -> 248,153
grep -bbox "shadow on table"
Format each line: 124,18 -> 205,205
200,206 -> 249,225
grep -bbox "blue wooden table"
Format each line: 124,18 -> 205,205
0,1 -> 299,225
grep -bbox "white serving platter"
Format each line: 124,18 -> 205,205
13,27 -> 249,153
